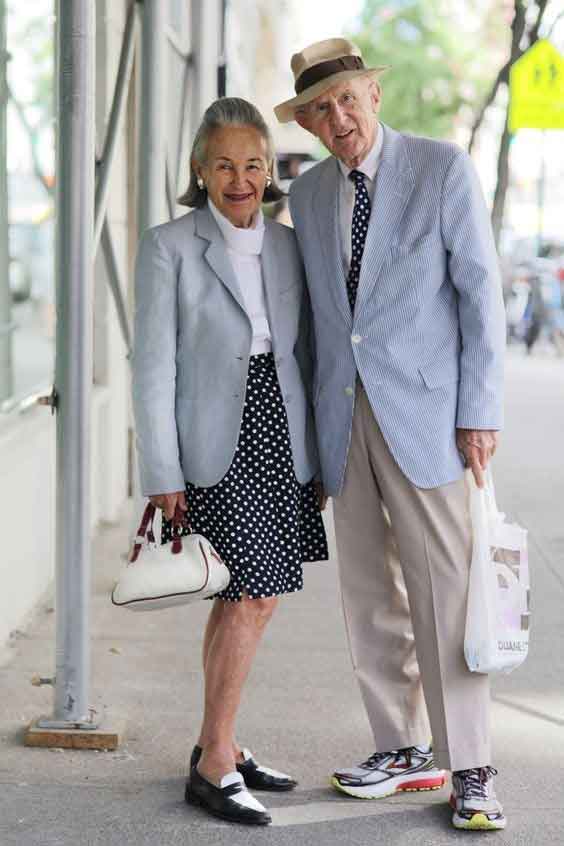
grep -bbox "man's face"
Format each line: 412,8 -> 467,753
295,76 -> 381,169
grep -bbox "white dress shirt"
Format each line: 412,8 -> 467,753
338,125 -> 384,275
208,199 -> 272,355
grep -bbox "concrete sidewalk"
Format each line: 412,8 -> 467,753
1,350 -> 563,846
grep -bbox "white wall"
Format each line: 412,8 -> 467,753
0,409 -> 55,649
0,386 -> 123,649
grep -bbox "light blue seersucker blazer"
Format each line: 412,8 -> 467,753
289,123 -> 506,494
131,205 -> 319,496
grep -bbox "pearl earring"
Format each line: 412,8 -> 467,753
197,177 -> 205,190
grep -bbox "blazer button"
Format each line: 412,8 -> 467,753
344,386 -> 354,396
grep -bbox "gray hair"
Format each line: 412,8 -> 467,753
178,97 -> 284,207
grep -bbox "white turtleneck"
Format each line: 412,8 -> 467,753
208,199 -> 272,355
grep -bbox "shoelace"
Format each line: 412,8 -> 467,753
359,751 -> 391,770
360,747 -> 417,770
455,766 -> 498,800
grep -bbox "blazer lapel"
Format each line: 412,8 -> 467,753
314,158 -> 352,329
260,223 -> 283,353
354,125 -> 414,314
194,205 -> 247,315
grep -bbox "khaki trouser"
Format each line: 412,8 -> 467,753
332,383 -> 491,771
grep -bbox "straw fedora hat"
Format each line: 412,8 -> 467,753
274,38 -> 388,124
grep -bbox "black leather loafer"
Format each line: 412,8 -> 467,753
185,766 -> 272,826
189,745 -> 203,770
190,745 -> 297,792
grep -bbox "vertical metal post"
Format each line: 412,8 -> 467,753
190,0 -> 221,128
537,130 -> 545,255
43,0 -> 96,728
128,0 -> 167,534
0,0 -> 13,402
217,0 -> 227,97
138,0 -> 166,234
94,0 -> 138,252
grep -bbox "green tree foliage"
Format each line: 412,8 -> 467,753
350,0 -> 499,138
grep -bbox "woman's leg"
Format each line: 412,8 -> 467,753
197,594 -> 278,785
200,599 -> 242,759
198,600 -> 243,760
201,598 -> 224,672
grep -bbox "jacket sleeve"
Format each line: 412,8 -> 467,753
289,229 -> 321,480
288,179 -> 303,239
131,228 -> 186,496
440,149 -> 506,430
294,274 -> 316,402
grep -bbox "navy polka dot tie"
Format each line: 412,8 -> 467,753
347,169 -> 371,312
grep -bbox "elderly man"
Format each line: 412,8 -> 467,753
275,38 -> 506,831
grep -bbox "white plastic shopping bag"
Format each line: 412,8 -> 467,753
464,470 -> 530,674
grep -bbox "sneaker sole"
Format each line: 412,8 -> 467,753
452,811 -> 507,831
331,772 -> 446,800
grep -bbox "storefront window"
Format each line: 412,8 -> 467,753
1,1 -> 54,411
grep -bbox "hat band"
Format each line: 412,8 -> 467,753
294,55 -> 365,95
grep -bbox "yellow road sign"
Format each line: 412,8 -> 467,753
509,40 -> 564,131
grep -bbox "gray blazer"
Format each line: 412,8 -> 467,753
290,123 -> 506,494
131,205 -> 319,496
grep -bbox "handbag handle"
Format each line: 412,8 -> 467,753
129,502 -> 157,563
129,501 -> 192,562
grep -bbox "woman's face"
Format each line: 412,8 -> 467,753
196,125 -> 271,229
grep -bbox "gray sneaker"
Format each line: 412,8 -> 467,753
450,766 -> 506,830
332,745 -> 445,799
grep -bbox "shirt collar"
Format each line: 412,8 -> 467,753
208,199 -> 265,256
338,123 -> 383,183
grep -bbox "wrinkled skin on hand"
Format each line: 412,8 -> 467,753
455,429 -> 499,488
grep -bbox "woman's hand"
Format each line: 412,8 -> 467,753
149,490 -> 188,523
314,480 -> 329,511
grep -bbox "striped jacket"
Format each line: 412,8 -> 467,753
289,123 -> 505,493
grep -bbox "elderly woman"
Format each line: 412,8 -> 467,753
131,98 -> 328,826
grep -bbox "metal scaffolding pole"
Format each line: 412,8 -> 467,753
127,0 -> 167,517
44,0 -> 96,728
94,0 -> 138,253
218,0 -> 227,97
190,0 -> 221,128
0,0 -> 13,403
138,0 -> 166,234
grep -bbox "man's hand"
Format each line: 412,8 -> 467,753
149,490 -> 188,523
456,429 -> 498,489
314,480 -> 329,511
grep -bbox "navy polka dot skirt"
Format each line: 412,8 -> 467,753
161,353 -> 328,601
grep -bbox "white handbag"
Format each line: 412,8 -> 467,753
464,470 -> 530,674
111,502 -> 230,611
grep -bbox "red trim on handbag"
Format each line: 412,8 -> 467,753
129,502 -> 156,563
